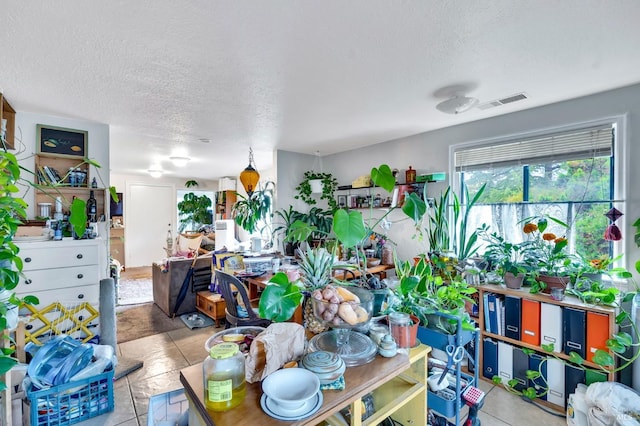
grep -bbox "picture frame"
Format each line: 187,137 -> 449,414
338,195 -> 347,208
37,124 -> 87,158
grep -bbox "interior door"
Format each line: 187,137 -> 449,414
126,182 -> 175,267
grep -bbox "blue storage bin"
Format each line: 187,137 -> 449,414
417,325 -> 475,352
26,367 -> 114,425
428,370 -> 475,418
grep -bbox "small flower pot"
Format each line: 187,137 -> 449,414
504,272 -> 524,289
388,313 -> 420,348
537,274 -> 570,294
309,179 -> 323,193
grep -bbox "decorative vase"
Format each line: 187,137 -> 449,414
504,272 -> 524,289
537,274 -> 570,294
309,179 -> 323,194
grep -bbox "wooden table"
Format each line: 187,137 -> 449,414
244,273 -> 303,324
332,264 -> 393,281
245,265 -> 393,299
180,344 -> 430,426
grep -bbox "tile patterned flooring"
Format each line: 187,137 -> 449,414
77,322 -> 567,426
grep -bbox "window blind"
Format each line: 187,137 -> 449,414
455,124 -> 614,171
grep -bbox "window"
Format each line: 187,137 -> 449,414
176,189 -> 215,232
453,120 -> 620,260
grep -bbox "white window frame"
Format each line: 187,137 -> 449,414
448,114 -> 628,263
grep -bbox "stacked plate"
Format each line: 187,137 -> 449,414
300,351 -> 346,385
261,368 -> 323,420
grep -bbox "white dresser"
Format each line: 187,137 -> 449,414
15,237 -> 108,343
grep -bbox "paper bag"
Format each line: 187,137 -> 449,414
245,323 -> 306,383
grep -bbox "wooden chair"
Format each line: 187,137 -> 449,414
214,270 -> 272,329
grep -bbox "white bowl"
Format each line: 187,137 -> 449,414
262,368 -> 320,410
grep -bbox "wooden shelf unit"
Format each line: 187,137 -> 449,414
33,153 -> 106,220
215,190 -> 236,220
477,283 -> 616,412
1,93 -> 16,150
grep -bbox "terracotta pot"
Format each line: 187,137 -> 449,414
537,274 -> 570,294
388,313 -> 420,348
504,272 -> 524,289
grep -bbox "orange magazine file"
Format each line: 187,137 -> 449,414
586,311 -> 609,363
521,299 -> 540,346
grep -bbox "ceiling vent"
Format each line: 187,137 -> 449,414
477,92 -> 529,110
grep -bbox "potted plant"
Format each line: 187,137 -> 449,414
480,230 -> 529,289
260,164 -> 427,324
389,255 -> 477,334
520,215 -> 572,294
273,206 -> 304,256
232,181 -> 274,236
294,171 -> 339,212
0,149 -> 39,390
177,190 -> 213,232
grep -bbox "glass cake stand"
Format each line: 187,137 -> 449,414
308,286 -> 377,366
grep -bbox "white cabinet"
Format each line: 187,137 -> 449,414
15,237 -> 107,343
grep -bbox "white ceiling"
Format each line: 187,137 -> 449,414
3,1 -> 640,181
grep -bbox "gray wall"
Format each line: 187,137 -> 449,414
277,82 -> 640,270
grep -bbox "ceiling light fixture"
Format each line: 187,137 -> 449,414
436,94 -> 479,114
148,169 -> 163,178
170,156 -> 190,167
239,148 -> 260,196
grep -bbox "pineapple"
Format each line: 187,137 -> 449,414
297,247 -> 334,333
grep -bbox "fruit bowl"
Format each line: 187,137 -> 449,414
310,285 -> 374,329
308,285 -> 377,366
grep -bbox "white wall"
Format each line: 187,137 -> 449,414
277,82 -> 640,271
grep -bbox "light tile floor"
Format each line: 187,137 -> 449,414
80,325 -> 567,426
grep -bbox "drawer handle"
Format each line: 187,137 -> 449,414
77,254 -> 83,259
77,274 -> 84,279
25,279 -> 32,285
78,294 -> 85,299
25,257 -> 32,263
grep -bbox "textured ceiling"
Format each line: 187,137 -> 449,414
2,1 -> 640,181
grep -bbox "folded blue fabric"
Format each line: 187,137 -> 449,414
320,375 -> 345,391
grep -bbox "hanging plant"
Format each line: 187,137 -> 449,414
294,171 -> 339,212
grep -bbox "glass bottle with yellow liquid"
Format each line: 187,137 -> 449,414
203,342 -> 246,411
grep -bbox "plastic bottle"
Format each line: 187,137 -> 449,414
203,342 -> 246,411
166,224 -> 173,252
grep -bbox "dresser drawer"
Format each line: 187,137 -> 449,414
20,244 -> 99,270
17,284 -> 100,309
20,265 -> 100,292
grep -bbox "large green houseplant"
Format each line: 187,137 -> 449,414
260,164 -> 427,322
178,190 -> 213,232
232,180 -> 274,236
0,150 -> 38,391
273,206 -> 304,256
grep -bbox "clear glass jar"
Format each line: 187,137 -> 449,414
203,342 -> 246,412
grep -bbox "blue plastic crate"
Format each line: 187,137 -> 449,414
26,367 -> 114,425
